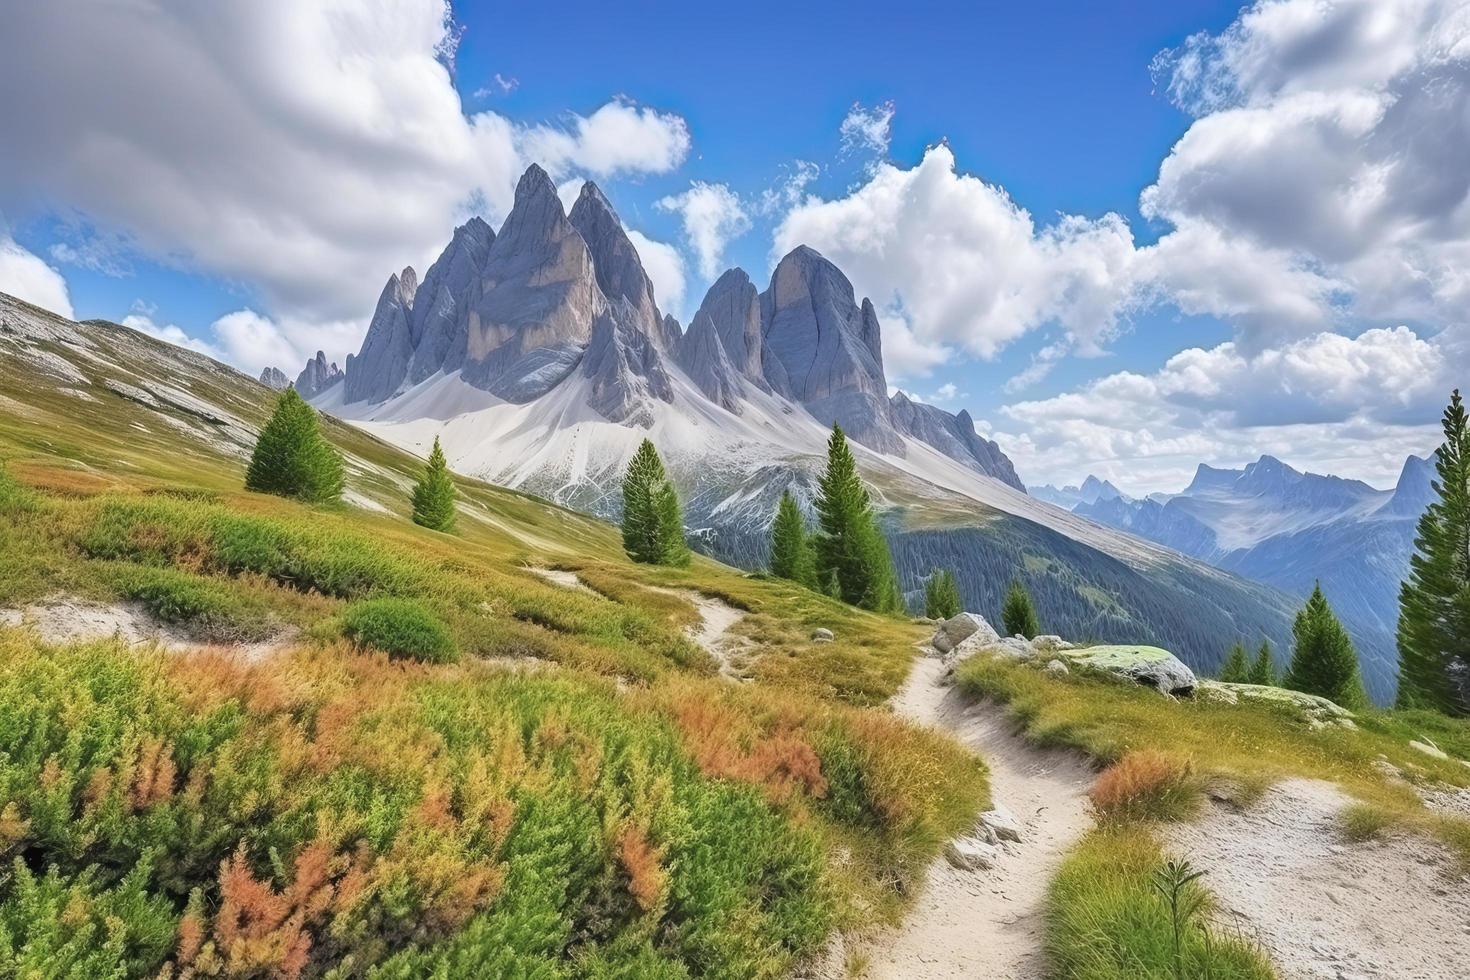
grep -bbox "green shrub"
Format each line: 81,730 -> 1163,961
342,597 -> 457,663
111,564 -> 274,642
244,388 -> 345,503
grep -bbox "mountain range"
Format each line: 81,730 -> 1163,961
257,163 -> 1313,686
1034,455 -> 1436,701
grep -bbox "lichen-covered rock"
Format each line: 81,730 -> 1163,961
811,628 -> 833,643
1044,659 -> 1070,678
1032,635 -> 1075,653
1209,682 -> 1354,718
1064,644 -> 1197,696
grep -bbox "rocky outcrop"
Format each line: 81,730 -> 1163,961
692,268 -> 765,388
343,268 -> 416,403
889,391 -> 1025,489
408,216 -> 494,384
759,246 -> 901,452
582,303 -> 674,426
1064,645 -> 1198,696
258,366 -> 289,390
569,182 -> 671,352
676,309 -> 746,413
462,165 -> 604,390
931,612 -> 1001,655
295,350 -> 343,399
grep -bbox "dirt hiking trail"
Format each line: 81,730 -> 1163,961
857,653 -> 1095,979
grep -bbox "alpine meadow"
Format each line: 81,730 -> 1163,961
1,1 -> 1468,977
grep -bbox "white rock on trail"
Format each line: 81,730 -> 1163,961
944,836 -> 999,871
930,611 -> 999,655
978,806 -> 1024,843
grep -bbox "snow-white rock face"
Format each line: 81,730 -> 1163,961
258,366 -> 290,390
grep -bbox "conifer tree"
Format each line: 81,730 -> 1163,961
925,569 -> 962,620
410,436 -> 457,532
769,491 -> 816,587
1002,580 -> 1040,639
1284,583 -> 1367,709
1218,641 -> 1250,683
1397,389 -> 1470,715
245,388 -> 344,503
812,424 -> 900,611
621,439 -> 689,566
1247,640 -> 1277,686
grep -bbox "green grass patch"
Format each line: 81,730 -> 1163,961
1049,824 -> 1274,979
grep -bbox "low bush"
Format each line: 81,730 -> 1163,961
110,564 -> 275,642
1089,750 -> 1199,823
341,597 -> 456,663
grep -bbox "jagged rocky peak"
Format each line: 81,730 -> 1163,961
568,181 -> 673,352
295,350 -> 343,400
677,308 -> 746,414
1080,474 -> 1123,503
689,267 -> 764,388
407,216 -> 495,384
258,366 -> 290,391
1384,454 -> 1435,517
343,267 -> 417,404
887,391 -> 1026,490
760,245 -> 901,452
462,164 -> 606,389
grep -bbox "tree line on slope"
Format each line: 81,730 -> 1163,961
244,384 -> 1470,718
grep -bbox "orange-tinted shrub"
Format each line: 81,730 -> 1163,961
1089,750 -> 1198,822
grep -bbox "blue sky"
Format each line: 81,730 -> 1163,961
1,1 -> 1464,492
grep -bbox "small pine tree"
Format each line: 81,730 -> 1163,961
1218,642 -> 1250,683
769,491 -> 816,587
1247,640 -> 1277,686
812,424 -> 900,612
1396,389 -> 1470,715
411,436 -> 457,532
621,439 -> 689,566
245,388 -> 344,503
925,570 -> 962,620
1284,583 -> 1367,709
1002,580 -> 1040,639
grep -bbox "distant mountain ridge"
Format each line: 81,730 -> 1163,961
1048,455 -> 1435,701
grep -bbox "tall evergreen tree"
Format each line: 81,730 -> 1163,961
1247,640 -> 1277,686
1284,583 -> 1367,709
812,424 -> 900,611
1397,389 -> 1470,715
1002,581 -> 1040,639
769,491 -> 816,587
621,440 -> 689,566
411,436 -> 457,532
925,569 -> 963,620
245,388 -> 344,503
1218,641 -> 1250,683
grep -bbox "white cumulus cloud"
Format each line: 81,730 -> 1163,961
657,182 -> 751,280
0,237 -> 74,318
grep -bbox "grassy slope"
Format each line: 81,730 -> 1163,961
0,296 -> 988,977
954,652 -> 1470,979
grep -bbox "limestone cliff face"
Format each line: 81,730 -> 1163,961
330,165 -> 1024,485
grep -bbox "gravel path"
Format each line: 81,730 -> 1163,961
1167,778 -> 1470,979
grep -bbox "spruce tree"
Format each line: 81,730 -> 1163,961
411,436 -> 457,532
621,439 -> 689,567
1397,389 -> 1470,715
1284,583 -> 1367,709
1247,640 -> 1277,686
769,491 -> 816,587
245,388 -> 344,503
812,424 -> 900,611
925,569 -> 962,620
1218,641 -> 1250,683
1002,580 -> 1040,639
